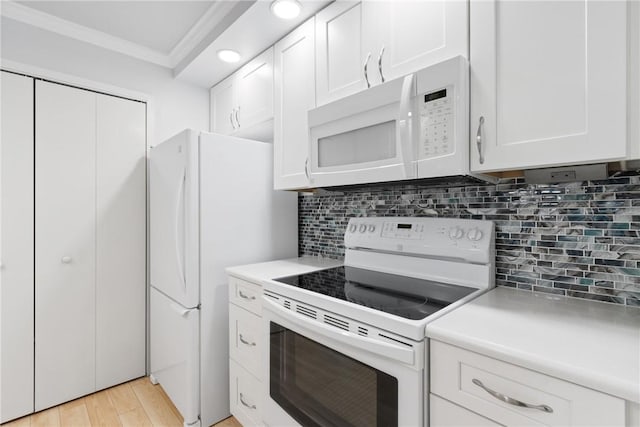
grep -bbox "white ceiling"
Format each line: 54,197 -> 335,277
14,1 -> 216,54
1,0 -> 331,88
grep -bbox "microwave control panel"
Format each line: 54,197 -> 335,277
419,85 -> 454,158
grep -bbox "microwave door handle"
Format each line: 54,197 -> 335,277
399,73 -> 416,179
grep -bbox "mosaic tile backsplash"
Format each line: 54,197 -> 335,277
298,172 -> 640,307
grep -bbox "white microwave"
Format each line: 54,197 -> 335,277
308,56 -> 470,188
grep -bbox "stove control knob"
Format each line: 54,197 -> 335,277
359,224 -> 367,233
368,224 -> 376,232
349,224 -> 357,233
448,226 -> 464,240
467,228 -> 483,241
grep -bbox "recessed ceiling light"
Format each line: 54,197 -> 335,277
270,0 -> 301,20
217,49 -> 241,63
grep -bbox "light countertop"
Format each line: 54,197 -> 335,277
426,287 -> 640,403
225,256 -> 342,283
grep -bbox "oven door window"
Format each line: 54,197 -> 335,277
270,322 -> 398,427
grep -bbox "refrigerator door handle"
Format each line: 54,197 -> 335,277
175,168 -> 186,289
169,302 -> 194,317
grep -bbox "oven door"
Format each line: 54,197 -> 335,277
262,296 -> 423,427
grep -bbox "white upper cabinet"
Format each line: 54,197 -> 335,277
470,0 -> 628,172
274,18 -> 316,190
316,2 -> 366,106
367,1 -> 468,84
236,48 -> 274,134
209,48 -> 274,141
316,1 -> 468,106
210,74 -> 236,135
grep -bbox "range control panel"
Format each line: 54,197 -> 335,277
344,217 -> 494,264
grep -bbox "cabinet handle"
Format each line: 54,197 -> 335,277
61,256 -> 72,264
304,158 -> 310,180
234,107 -> 240,128
238,290 -> 256,301
363,52 -> 371,88
472,378 -> 553,413
229,110 -> 236,129
476,116 -> 485,165
239,393 -> 256,410
239,334 -> 256,347
377,45 -> 385,83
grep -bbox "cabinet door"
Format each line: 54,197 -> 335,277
316,1 -> 366,106
274,17 -> 315,190
236,47 -> 274,131
430,394 -> 500,427
0,71 -> 35,423
230,359 -> 262,427
470,0 -> 627,172
210,74 -> 236,135
95,94 -> 146,390
35,81 -> 96,410
369,1 -> 468,82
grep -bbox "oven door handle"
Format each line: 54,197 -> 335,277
264,297 -> 414,365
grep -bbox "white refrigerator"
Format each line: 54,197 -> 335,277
149,129 -> 298,427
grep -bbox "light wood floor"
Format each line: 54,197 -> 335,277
2,377 -> 242,427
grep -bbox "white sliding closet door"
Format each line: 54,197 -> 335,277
0,71 -> 35,423
95,94 -> 146,390
35,81 -> 97,410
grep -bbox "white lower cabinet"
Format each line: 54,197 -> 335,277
430,394 -> 499,427
229,304 -> 262,379
229,276 -> 264,426
430,340 -> 627,426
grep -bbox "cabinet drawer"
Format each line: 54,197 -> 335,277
431,340 -> 625,426
229,303 -> 262,379
230,359 -> 262,427
229,276 -> 262,315
430,394 -> 499,427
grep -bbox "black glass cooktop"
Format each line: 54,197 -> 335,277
273,266 -> 476,320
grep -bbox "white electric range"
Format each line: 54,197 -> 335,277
261,216 -> 495,427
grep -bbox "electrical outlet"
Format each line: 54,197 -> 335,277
549,171 -> 576,180
524,164 -> 607,184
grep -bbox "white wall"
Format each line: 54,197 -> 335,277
0,17 -> 209,145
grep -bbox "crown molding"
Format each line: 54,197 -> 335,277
0,1 -> 240,70
168,1 -> 239,66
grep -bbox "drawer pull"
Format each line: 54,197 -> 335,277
238,290 -> 256,301
239,334 -> 256,347
472,378 -> 553,413
239,393 -> 256,409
